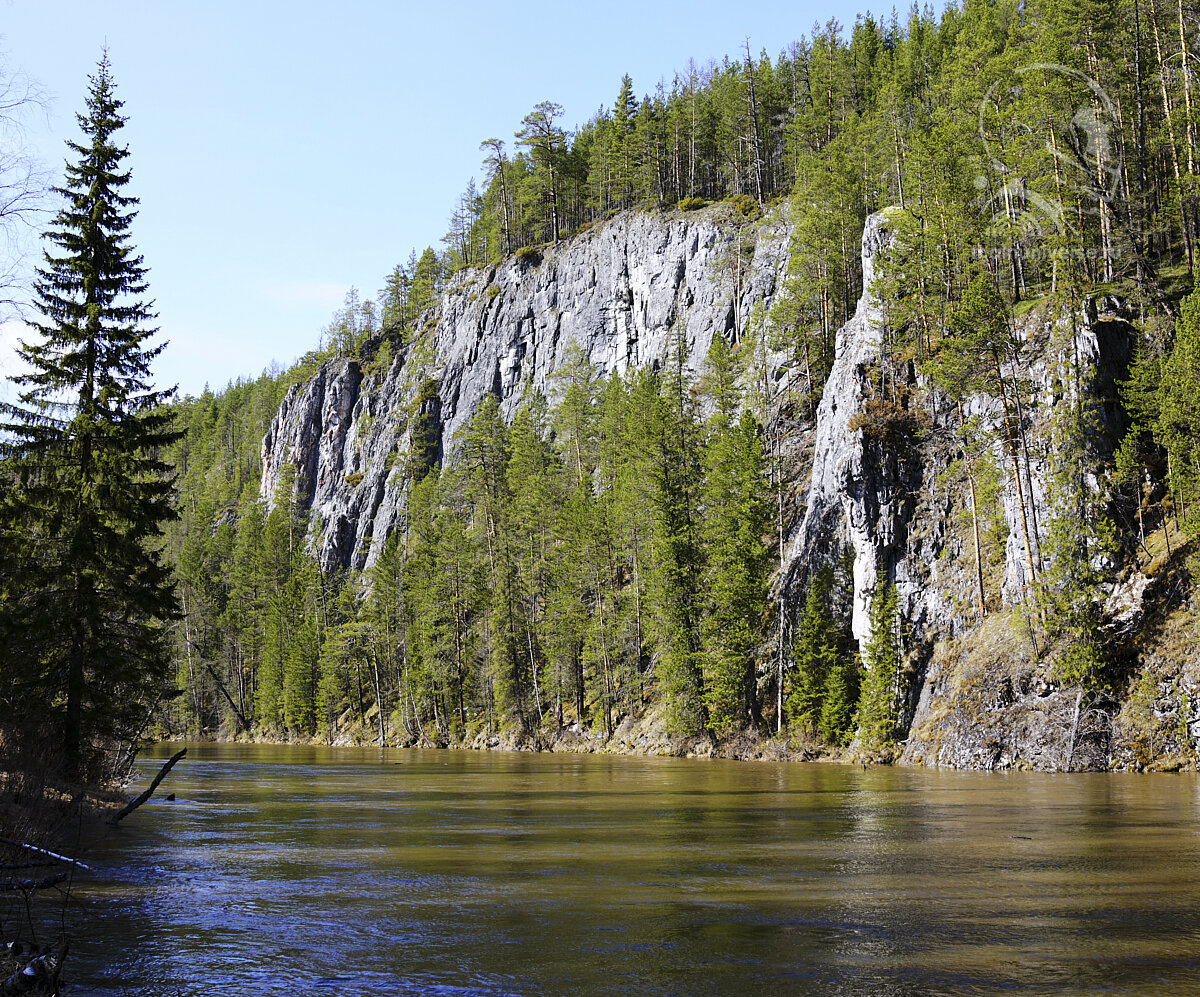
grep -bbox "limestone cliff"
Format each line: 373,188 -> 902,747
259,203 -> 1192,770
778,211 -> 1162,768
261,204 -> 790,573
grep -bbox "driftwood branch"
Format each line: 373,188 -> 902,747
0,873 -> 67,893
107,748 -> 187,826
0,840 -> 90,872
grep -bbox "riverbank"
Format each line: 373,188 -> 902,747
0,727 -> 134,995
164,667 -> 1200,775
0,730 -> 125,862
163,697 -> 902,770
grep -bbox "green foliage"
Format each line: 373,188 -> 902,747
787,563 -> 839,733
857,580 -> 900,752
920,275 -> 1011,401
323,287 -> 376,356
699,409 -> 769,736
1033,339 -> 1120,689
940,419 -> 1008,618
367,337 -> 394,378
787,555 -> 856,746
1155,269 -> 1200,539
408,378 -> 442,484
515,101 -> 567,245
818,655 -> 861,747
0,56 -> 180,773
1121,667 -> 1159,767
515,245 -> 543,267
646,334 -> 708,736
729,193 -> 763,220
157,0 -> 1200,753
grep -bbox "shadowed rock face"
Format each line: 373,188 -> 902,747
785,213 -> 1132,661
781,211 -> 917,647
260,205 -> 791,574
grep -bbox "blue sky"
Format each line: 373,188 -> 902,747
0,0 -> 868,398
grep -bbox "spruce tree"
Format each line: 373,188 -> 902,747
0,55 -> 179,772
787,562 -> 838,733
857,580 -> 900,752
647,334 -> 707,735
699,408 -> 769,736
817,654 -> 860,747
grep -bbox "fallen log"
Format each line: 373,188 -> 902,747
0,841 -> 89,872
107,748 -> 187,826
0,874 -> 67,894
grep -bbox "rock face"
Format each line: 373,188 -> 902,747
261,204 -> 790,573
775,212 -> 1140,767
785,214 -> 1134,638
261,202 -> 1151,770
781,211 -> 957,651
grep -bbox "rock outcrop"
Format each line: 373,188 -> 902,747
785,217 -> 1133,605
260,201 -> 1174,770
774,211 -> 1144,767
781,210 -> 957,650
261,204 -> 790,573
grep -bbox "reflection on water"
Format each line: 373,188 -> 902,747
55,744 -> 1200,995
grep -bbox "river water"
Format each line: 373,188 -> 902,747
50,743 -> 1200,995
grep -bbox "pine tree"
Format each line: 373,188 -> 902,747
0,55 -> 179,772
515,102 -> 567,245
1156,268 -> 1200,538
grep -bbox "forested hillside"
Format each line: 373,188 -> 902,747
162,0 -> 1200,767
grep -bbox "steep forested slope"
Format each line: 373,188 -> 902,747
162,0 -> 1200,769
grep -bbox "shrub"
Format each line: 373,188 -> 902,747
848,398 -> 929,444
678,196 -> 708,211
515,245 -> 542,268
486,284 -> 501,302
730,193 -> 763,220
344,471 -> 365,489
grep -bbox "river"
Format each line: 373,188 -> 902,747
48,743 -> 1200,995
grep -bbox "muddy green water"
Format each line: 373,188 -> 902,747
59,743 -> 1200,995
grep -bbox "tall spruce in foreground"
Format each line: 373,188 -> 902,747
0,55 -> 179,774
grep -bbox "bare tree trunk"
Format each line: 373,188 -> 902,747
1153,5 -> 1194,266
744,40 -> 765,204
993,356 -> 1039,590
969,473 -> 987,619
